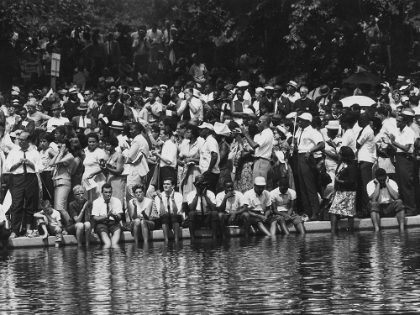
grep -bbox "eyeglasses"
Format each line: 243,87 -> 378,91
75,192 -> 85,195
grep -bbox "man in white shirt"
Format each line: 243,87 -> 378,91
153,177 -> 183,242
92,183 -> 123,247
177,88 -> 202,121
367,168 -> 405,231
356,113 -> 377,216
198,122 -> 220,193
383,113 -> 417,215
216,179 -> 247,238
269,178 -> 305,234
241,115 -> 274,181
294,113 -> 325,221
186,175 -> 219,242
243,177 -> 272,237
46,103 -> 69,132
5,132 -> 40,239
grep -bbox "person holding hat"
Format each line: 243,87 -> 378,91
367,168 -> 405,231
328,146 -> 357,233
295,112 -> 325,221
383,114 -> 416,216
71,103 -> 96,132
186,174 -> 219,241
198,122 -> 220,193
242,176 -> 272,237
46,103 -> 69,133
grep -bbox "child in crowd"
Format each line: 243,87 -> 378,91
34,200 -> 65,245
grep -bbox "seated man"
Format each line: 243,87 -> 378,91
128,184 -> 158,244
153,177 -> 183,242
243,177 -> 272,237
186,175 -> 219,242
67,185 -> 93,246
367,168 -> 405,232
269,178 -> 305,235
216,179 -> 247,238
34,200 -> 64,246
92,183 -> 123,246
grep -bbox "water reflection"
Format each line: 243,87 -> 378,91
0,230 -> 420,313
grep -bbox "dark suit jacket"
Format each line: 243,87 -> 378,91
91,104 -> 112,122
108,101 -> 124,122
104,40 -> 121,66
13,118 -> 35,133
63,100 -> 80,121
294,98 -> 318,117
71,115 -> 97,130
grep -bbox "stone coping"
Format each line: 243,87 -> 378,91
4,215 -> 420,248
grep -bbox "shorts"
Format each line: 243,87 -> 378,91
95,221 -> 121,235
248,211 -> 268,227
220,213 -> 245,226
369,200 -> 404,217
66,221 -> 91,235
129,218 -> 158,237
269,212 -> 303,226
160,213 -> 183,230
38,223 -> 62,241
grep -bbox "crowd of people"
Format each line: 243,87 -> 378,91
0,22 -> 418,247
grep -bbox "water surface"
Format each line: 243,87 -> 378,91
0,230 -> 420,314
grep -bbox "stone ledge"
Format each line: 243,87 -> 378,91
4,215 -> 420,248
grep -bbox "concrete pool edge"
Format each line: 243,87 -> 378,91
5,215 -> 420,248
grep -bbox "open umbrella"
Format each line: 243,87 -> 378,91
341,96 -> 376,108
343,72 -> 382,85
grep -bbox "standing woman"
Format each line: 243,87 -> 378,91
178,124 -> 202,201
38,132 -> 57,203
103,136 -> 126,209
82,133 -> 108,202
67,137 -> 85,204
329,146 -> 357,233
49,140 -> 76,227
214,122 -> 231,193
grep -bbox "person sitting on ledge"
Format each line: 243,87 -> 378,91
128,184 -> 158,244
92,183 -> 123,247
186,175 -> 219,242
153,177 -> 183,243
216,179 -> 247,238
367,168 -> 405,232
67,185 -> 93,246
34,200 -> 64,246
269,177 -> 305,235
242,177 -> 272,237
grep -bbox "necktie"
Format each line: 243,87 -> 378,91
167,195 -> 171,214
105,200 -> 111,219
82,117 -> 85,128
22,150 -> 27,176
200,196 -> 205,221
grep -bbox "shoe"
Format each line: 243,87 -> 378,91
9,232 -> 17,240
26,230 -> 34,238
32,230 -> 40,237
308,214 -> 320,222
301,214 -> 309,222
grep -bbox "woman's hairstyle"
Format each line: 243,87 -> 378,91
86,132 -> 99,142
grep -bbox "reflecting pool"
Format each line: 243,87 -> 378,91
1,229 -> 420,314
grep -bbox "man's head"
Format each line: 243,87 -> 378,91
375,168 -> 388,188
298,113 -> 312,129
130,122 -> 145,137
224,179 -> 234,194
396,114 -> 408,130
162,177 -> 175,194
40,200 -> 53,214
102,183 -> 113,201
358,113 -> 370,128
132,184 -> 145,202
198,122 -> 214,139
278,177 -> 289,195
18,132 -> 30,150
73,185 -> 86,203
299,86 -> 308,100
257,115 -> 271,132
253,176 -> 266,196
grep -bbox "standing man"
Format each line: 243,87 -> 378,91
295,113 -> 325,221
383,113 -> 417,216
241,115 -> 274,181
108,90 -> 124,122
294,86 -> 318,117
198,122 -> 220,193
6,132 -> 40,238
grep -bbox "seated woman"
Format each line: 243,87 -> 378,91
67,185 -> 93,246
127,184 -> 159,244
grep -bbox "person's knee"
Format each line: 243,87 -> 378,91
84,222 -> 91,230
369,201 -> 379,212
134,218 -> 142,227
75,222 -> 84,230
241,212 -> 250,222
218,212 -> 226,221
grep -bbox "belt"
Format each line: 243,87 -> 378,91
255,156 -> 270,161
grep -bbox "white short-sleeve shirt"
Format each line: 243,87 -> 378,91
395,126 -> 415,153
296,126 -> 324,153
154,191 -> 183,215
215,190 -> 245,214
92,196 -> 123,220
243,189 -> 271,214
254,128 -> 274,159
270,188 -> 296,212
160,140 -> 178,168
199,135 -> 220,174
357,125 -> 376,163
366,179 -> 399,204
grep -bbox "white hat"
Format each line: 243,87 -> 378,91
256,87 -> 265,93
159,84 -> 168,89
414,107 -> 420,116
287,80 -> 298,89
109,121 -> 124,130
11,91 -> 19,96
286,111 -> 297,119
236,81 -> 249,88
325,120 -> 340,130
402,109 -> 415,117
274,151 -> 286,164
397,75 -> 405,82
254,176 -> 266,186
401,96 -> 409,102
399,85 -> 409,91
214,122 -> 231,136
264,85 -> 274,90
68,87 -> 78,94
298,112 -> 313,122
198,122 -> 214,131
276,125 -> 287,135
12,86 -> 20,93
192,88 -> 201,98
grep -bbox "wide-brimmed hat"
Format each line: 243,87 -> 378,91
402,108 -> 415,117
276,125 -> 287,135
255,87 -> 265,93
254,176 -> 266,186
58,89 -> 68,95
214,122 -> 231,136
77,103 -> 88,111
236,81 -> 249,88
319,85 -> 330,96
109,121 -> 124,130
298,112 -> 313,122
325,120 -> 340,130
198,122 -> 214,131
287,80 -> 298,89
264,85 -> 274,90
68,87 -> 78,94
